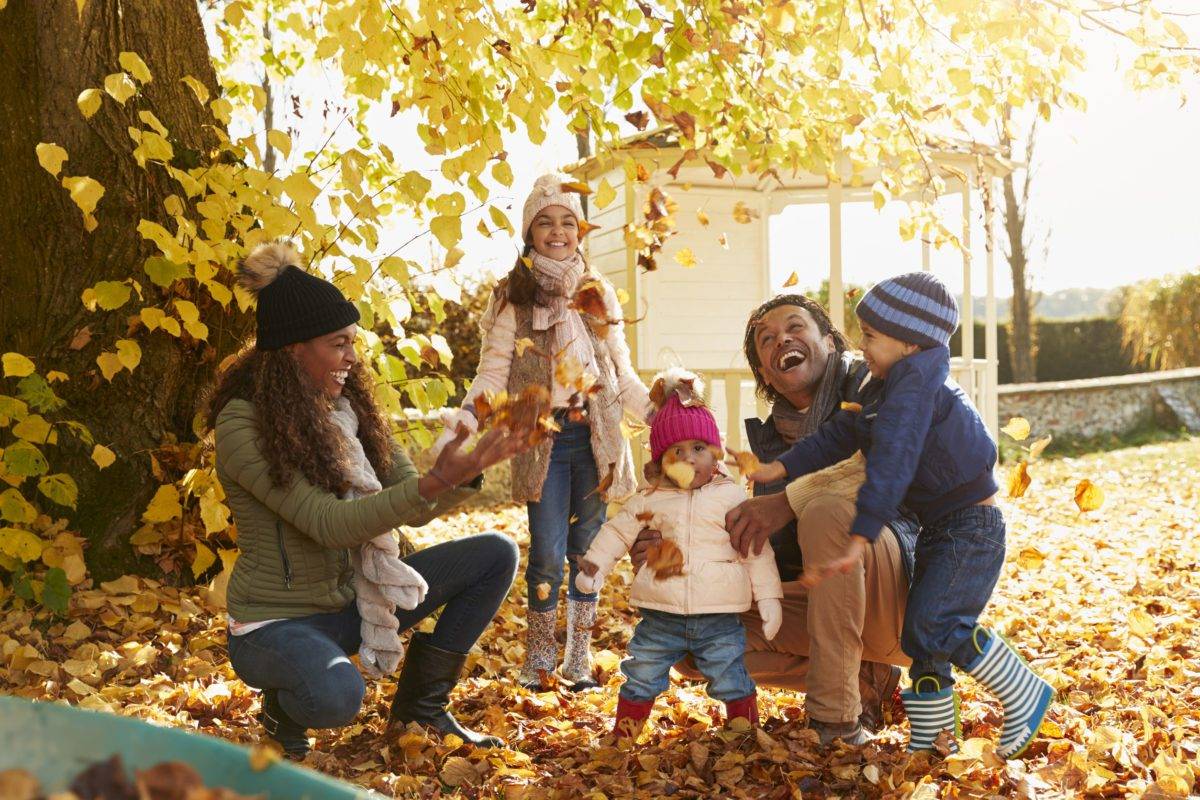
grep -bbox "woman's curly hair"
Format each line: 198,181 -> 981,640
203,345 -> 392,494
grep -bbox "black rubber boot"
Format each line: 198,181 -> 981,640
259,690 -> 310,759
389,632 -> 503,747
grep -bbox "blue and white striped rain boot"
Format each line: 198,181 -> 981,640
899,676 -> 960,754
964,627 -> 1054,759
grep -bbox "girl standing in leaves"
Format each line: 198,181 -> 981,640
575,369 -> 783,737
209,242 -> 535,758
434,173 -> 653,690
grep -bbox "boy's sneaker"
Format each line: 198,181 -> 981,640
900,676 -> 960,754
964,627 -> 1054,759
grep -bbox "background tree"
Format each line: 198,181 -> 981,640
1118,271 -> 1200,372
999,105 -> 1047,384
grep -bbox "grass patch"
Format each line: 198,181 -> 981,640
999,422 -> 1195,462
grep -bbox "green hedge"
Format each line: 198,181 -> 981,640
949,317 -> 1150,383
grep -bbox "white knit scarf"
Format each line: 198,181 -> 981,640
530,251 -> 599,378
329,397 -> 428,678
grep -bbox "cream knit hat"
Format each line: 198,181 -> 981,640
520,173 -> 585,239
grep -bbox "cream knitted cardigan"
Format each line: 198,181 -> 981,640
330,398 -> 428,678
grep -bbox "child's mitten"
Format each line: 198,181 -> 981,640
430,408 -> 479,457
758,598 -> 782,641
574,568 -> 606,595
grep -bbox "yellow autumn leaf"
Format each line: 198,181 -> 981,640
535,582 -> 551,602
732,200 -> 759,224
180,75 -> 209,105
0,527 -> 44,562
696,209 -> 710,226
118,51 -> 153,84
514,337 -> 537,358
91,444 -> 116,469
77,88 -> 102,118
36,143 -> 68,177
12,415 -> 51,444
1127,607 -> 1155,641
1028,434 -> 1053,460
1015,546 -> 1046,570
717,232 -> 729,249
199,495 -> 230,535
1074,479 -> 1105,512
673,248 -> 698,268
61,175 -> 105,215
96,351 -> 123,382
103,71 -> 137,104
1001,417 -> 1031,442
664,460 -> 696,489
2,352 -> 35,378
142,485 -> 182,523
782,271 -> 799,287
266,129 -> 291,161
1007,461 -> 1032,498
191,541 -> 216,579
594,178 -> 616,210
115,339 -> 141,371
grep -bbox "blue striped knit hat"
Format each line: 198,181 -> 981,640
855,272 -> 959,349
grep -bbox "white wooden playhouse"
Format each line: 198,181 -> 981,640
569,131 -> 1012,452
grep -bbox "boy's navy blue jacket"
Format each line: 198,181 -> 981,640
777,346 -> 999,542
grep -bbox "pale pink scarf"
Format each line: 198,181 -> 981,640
530,251 -> 599,379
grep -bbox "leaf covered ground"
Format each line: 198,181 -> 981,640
1,439 -> 1198,799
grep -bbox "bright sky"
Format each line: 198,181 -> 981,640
275,23 -> 1200,301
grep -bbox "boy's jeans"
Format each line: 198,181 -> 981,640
901,505 -> 1006,687
525,419 -> 605,612
620,609 -> 756,703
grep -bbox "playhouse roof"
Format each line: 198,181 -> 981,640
567,128 -> 1016,191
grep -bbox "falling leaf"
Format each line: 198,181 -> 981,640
1007,461 -> 1032,498
1001,417 -> 1032,442
535,583 -> 551,602
578,219 -> 599,238
594,178 -> 616,210
725,448 -> 761,476
1028,434 -> 1053,460
840,401 -> 863,413
673,248 -> 698,268
717,232 -> 729,249
635,163 -> 650,183
559,181 -> 591,195
782,271 -> 799,287
1015,546 -> 1046,570
663,460 -> 695,489
732,201 -> 759,224
696,209 -> 710,227
646,538 -> 684,580
514,337 -> 538,358
191,542 -> 216,579
1074,479 -> 1105,512
624,110 -> 650,130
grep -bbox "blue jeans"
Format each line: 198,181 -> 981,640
620,609 -> 756,703
525,419 -> 605,612
902,505 -> 1006,687
225,532 -> 518,729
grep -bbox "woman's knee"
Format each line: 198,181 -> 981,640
301,664 -> 365,729
475,531 -> 519,577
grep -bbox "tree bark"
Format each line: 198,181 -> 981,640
0,1 -> 250,578
1000,109 -> 1039,384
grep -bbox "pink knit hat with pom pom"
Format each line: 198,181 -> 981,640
649,370 -> 722,462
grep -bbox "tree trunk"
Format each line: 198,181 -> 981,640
0,1 -> 250,579
1000,108 -> 1039,384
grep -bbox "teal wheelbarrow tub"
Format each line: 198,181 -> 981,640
0,695 -> 384,798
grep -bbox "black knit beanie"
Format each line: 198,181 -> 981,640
236,242 -> 360,350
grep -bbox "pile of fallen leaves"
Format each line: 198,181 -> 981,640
1,439 -> 1198,798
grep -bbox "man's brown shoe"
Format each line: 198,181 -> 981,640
858,662 -> 902,732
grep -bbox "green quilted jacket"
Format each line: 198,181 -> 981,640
215,398 -> 478,622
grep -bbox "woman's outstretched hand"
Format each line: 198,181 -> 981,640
419,420 -> 536,499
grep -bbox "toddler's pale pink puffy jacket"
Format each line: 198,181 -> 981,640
583,474 -> 783,615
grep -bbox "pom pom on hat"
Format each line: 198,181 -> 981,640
648,368 -> 722,463
238,241 -> 302,294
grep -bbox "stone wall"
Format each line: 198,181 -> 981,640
997,368 -> 1200,438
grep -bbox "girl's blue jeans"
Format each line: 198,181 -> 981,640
620,609 -> 757,703
902,505 -> 1007,687
525,419 -> 605,612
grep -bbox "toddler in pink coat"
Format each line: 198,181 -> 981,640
576,370 -> 783,738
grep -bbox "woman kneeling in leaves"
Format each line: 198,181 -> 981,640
207,241 -> 535,758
